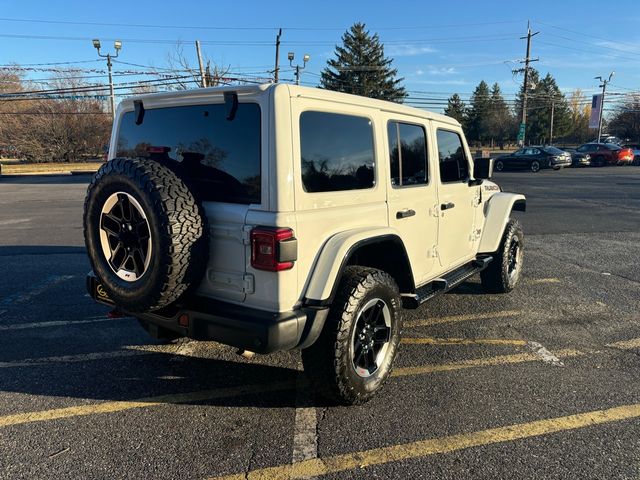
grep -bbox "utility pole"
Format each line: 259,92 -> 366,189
273,28 -> 282,83
595,72 -> 615,143
549,100 -> 555,145
93,39 -> 122,120
512,21 -> 539,146
288,51 -> 310,85
195,40 -> 207,88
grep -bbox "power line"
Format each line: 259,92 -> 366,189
0,16 -> 526,31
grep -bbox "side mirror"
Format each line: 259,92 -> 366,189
474,157 -> 494,180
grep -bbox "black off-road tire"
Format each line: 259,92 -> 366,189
301,266 -> 402,405
84,158 -> 208,312
481,219 -> 524,293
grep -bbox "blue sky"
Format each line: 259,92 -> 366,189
1,0 -> 639,111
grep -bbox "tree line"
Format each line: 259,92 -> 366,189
1,22 -> 638,163
320,23 -> 639,146
444,72 -> 594,147
0,69 -> 111,162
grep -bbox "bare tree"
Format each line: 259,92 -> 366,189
3,69 -> 111,162
166,42 -> 231,89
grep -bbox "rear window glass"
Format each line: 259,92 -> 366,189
577,144 -> 596,153
300,111 -> 375,193
116,103 -> 261,205
542,146 -> 564,154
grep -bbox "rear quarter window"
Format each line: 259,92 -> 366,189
116,103 -> 261,205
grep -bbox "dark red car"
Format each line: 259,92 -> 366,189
575,143 -> 634,166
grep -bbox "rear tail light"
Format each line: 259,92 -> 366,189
250,227 -> 297,271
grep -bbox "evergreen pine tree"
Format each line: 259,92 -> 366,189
518,70 -> 571,144
320,23 -> 406,102
466,80 -> 491,144
486,83 -> 515,147
444,93 -> 466,124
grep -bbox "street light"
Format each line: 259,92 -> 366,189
92,39 -> 122,120
594,71 -> 614,143
288,51 -> 310,85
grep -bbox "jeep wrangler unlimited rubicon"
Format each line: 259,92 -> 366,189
84,84 -> 526,405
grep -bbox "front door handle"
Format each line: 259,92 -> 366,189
440,202 -> 455,211
396,209 -> 416,219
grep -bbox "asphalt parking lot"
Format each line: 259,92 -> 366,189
1,167 -> 639,479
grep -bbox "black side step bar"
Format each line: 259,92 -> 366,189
401,254 -> 493,309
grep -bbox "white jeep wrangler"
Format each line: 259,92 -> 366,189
84,84 -> 526,404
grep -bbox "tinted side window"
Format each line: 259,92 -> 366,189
437,129 -> 469,183
388,121 -> 428,187
116,103 -> 261,204
300,111 -> 375,193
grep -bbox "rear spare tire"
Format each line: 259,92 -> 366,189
84,158 -> 208,312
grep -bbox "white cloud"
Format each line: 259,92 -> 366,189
426,66 -> 457,76
594,40 -> 640,55
386,44 -> 436,57
413,79 -> 470,86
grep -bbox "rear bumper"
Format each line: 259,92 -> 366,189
86,272 -> 328,354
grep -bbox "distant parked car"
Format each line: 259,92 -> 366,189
559,147 -> 591,167
623,144 -> 640,165
576,143 -> 634,166
494,146 -> 572,173
589,135 -> 623,145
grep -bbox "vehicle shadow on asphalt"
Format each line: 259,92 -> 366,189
0,243 -> 312,408
0,350 -> 317,408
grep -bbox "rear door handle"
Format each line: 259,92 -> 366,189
440,202 -> 455,210
396,209 -> 416,219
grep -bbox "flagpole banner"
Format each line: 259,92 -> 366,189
589,94 -> 602,129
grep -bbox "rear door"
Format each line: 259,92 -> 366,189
433,126 -> 479,270
385,117 -> 438,285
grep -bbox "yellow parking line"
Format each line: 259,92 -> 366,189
527,278 -> 561,284
404,310 -> 521,328
209,403 -> 640,480
606,337 -> 640,350
0,349 -> 584,430
402,337 -> 526,346
0,381 -> 294,429
392,349 -> 583,377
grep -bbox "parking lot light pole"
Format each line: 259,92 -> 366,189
288,52 -> 310,85
93,39 -> 122,120
595,72 -> 614,143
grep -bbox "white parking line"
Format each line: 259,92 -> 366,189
0,275 -> 75,306
292,372 -> 318,471
0,317 -> 125,331
526,341 -> 565,366
0,342 -> 214,368
0,349 -> 153,368
0,218 -> 32,226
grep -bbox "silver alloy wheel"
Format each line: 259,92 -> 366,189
99,192 -> 152,282
350,298 -> 392,378
507,237 -> 522,282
